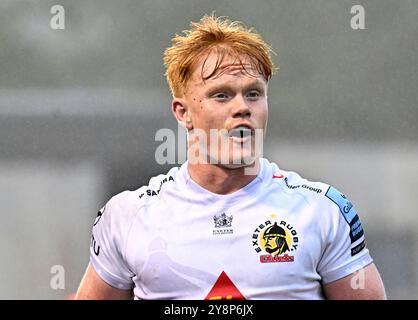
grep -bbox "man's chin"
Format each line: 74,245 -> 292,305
220,163 -> 249,170
218,156 -> 258,170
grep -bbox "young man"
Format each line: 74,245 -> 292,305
75,15 -> 386,300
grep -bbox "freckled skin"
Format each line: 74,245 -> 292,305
184,53 -> 268,168
171,52 -> 269,195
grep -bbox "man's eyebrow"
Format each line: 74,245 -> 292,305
205,80 -> 266,94
245,81 -> 267,91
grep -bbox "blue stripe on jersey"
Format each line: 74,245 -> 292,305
325,186 -> 357,224
325,186 -> 366,244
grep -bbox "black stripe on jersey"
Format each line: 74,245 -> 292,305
349,214 -> 364,243
351,240 -> 366,256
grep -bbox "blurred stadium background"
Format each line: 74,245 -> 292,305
0,0 -> 417,299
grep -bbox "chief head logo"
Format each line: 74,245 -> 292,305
252,218 -> 299,263
260,222 -> 290,256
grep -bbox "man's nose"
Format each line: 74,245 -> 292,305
231,95 -> 251,118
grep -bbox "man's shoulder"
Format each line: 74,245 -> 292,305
106,166 -> 180,215
267,162 -> 331,206
136,166 -> 178,201
280,169 -> 328,196
270,164 -> 354,215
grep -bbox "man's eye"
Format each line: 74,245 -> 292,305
213,93 -> 228,100
247,91 -> 260,98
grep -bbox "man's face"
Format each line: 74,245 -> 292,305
183,52 -> 268,168
263,235 -> 286,255
264,235 -> 278,252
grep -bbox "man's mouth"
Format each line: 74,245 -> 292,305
228,125 -> 254,138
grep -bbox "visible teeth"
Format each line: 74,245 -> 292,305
229,126 -> 252,138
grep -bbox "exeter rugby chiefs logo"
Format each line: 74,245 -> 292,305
252,217 -> 299,263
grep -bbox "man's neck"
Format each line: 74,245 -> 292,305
187,160 -> 260,195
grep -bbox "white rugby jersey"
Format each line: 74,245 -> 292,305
89,158 -> 372,300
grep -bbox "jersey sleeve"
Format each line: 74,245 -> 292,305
89,192 -> 136,290
317,186 -> 373,284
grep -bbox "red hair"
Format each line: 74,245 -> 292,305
164,14 -> 276,97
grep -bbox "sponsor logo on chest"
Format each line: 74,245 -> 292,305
251,216 -> 299,263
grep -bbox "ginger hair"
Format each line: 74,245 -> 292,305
164,14 -> 276,97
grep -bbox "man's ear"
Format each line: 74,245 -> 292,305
172,98 -> 193,130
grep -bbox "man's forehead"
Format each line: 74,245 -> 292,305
207,54 -> 255,73
190,53 -> 264,85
